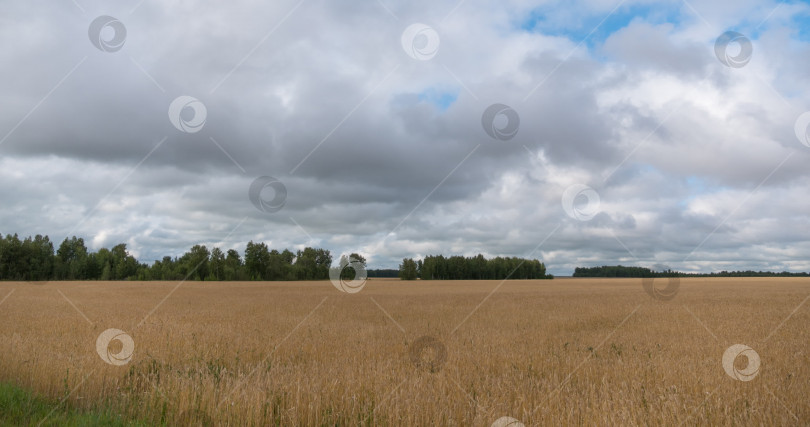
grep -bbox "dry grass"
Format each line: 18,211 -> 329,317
0,278 -> 808,425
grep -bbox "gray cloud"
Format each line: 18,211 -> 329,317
1,0 -> 810,275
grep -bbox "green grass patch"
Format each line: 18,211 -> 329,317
0,382 -> 144,426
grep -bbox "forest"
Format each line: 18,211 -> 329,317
0,233 -> 550,282
398,254 -> 550,280
0,233 -> 337,281
573,265 -> 810,277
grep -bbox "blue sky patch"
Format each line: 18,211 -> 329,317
418,87 -> 459,112
519,3 -> 684,47
792,9 -> 810,41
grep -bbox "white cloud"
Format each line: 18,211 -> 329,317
0,0 -> 808,275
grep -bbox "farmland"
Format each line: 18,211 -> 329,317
0,278 -> 808,425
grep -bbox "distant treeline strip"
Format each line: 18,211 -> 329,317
398,254 -> 552,280
573,265 -> 810,278
367,269 -> 399,278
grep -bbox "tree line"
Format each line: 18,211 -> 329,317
0,232 -> 554,282
573,265 -> 673,278
573,265 -> 810,277
0,234 -> 140,281
367,269 -> 399,278
0,233 -> 347,281
398,254 -> 551,280
699,270 -> 810,277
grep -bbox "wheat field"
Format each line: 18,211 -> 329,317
0,278 -> 807,425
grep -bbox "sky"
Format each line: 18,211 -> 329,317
1,0 -> 810,276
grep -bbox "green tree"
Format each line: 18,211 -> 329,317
56,237 -> 88,280
179,244 -> 210,280
224,249 -> 244,280
208,247 -> 225,280
399,258 -> 418,280
25,235 -> 55,281
101,263 -> 112,281
337,253 -> 367,280
244,241 -> 270,280
110,244 -> 139,280
349,253 -> 366,267
293,247 -> 332,280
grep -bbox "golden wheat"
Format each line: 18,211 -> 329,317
0,278 -> 807,425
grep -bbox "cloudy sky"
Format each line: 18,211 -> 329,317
2,0 -> 810,275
